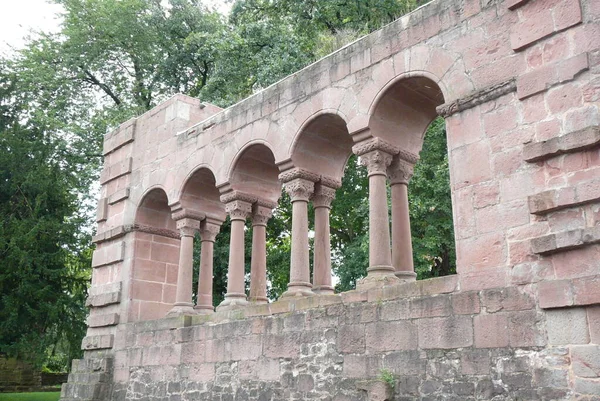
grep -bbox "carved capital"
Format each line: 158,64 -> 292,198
278,167 -> 320,184
352,137 -> 400,157
171,208 -> 206,222
252,204 -> 274,226
200,221 -> 221,242
319,175 -> 342,190
219,190 -> 257,205
359,150 -> 393,176
311,183 -> 337,208
284,178 -> 315,202
388,156 -> 415,185
176,218 -> 201,237
225,200 -> 253,221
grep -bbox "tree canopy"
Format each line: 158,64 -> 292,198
0,0 -> 454,370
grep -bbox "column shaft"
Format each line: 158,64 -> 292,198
174,233 -> 195,306
218,199 -> 252,310
249,224 -> 267,303
226,218 -> 246,298
168,216 -> 200,316
368,172 -> 393,271
195,222 -> 220,313
313,206 -> 333,294
388,155 -> 418,281
280,175 -> 315,298
311,182 -> 337,295
391,183 -> 416,279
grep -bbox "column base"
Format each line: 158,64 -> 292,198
249,296 -> 268,304
356,267 -> 400,291
216,293 -> 248,311
281,281 -> 314,298
395,270 -> 417,281
313,285 -> 335,295
167,303 -> 198,317
193,305 -> 215,314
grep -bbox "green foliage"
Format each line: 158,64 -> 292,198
0,392 -> 61,401
378,368 -> 396,389
409,118 -> 456,279
0,64 -> 90,369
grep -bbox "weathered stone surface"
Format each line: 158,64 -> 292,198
523,126 -> 600,163
546,308 -> 590,345
531,226 -> 600,255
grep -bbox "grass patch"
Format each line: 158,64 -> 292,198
0,392 -> 60,401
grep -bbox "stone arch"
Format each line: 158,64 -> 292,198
130,187 -> 180,321
289,109 -> 354,180
134,187 -> 177,231
177,166 -> 226,222
227,141 -> 281,204
368,73 -> 445,155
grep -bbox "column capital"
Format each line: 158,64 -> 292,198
176,218 -> 201,237
284,178 -> 315,202
200,220 -> 221,242
352,137 -> 398,177
171,207 -> 206,223
359,150 -> 394,177
278,167 -> 320,184
311,182 -> 337,209
352,137 -> 399,157
388,153 -> 418,185
252,202 -> 275,226
225,200 -> 253,221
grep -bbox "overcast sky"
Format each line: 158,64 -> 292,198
0,0 -> 232,55
0,0 -> 63,54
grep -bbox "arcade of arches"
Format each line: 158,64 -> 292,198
133,75 -> 444,319
65,0 -> 600,399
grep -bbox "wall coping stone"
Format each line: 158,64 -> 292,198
531,226 -> 600,255
436,79 -> 516,118
523,125 -> 600,163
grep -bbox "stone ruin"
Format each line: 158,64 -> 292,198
60,0 -> 600,399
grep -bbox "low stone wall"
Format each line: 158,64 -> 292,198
0,356 -> 41,392
71,275 -> 598,400
41,372 -> 69,386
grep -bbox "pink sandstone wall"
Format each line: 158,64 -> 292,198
62,0 -> 600,399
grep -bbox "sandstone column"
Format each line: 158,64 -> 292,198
168,217 -> 201,315
218,197 -> 253,310
194,219 -> 221,313
279,168 -> 319,297
352,138 -> 400,286
249,202 -> 275,303
388,154 -> 418,281
311,179 -> 339,295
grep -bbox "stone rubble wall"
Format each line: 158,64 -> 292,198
104,276 -> 600,400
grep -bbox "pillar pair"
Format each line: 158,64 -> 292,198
218,193 -> 275,310
352,137 -> 417,285
278,168 -> 338,297
168,211 -> 221,316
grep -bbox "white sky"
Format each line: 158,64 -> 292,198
0,0 -> 232,55
0,0 -> 63,54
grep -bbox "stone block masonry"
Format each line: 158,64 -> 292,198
62,0 -> 600,398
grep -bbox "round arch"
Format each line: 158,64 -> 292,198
289,110 -> 354,180
368,73 -> 445,154
227,141 -> 281,204
177,165 -> 226,222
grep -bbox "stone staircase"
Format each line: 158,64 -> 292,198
60,357 -> 112,400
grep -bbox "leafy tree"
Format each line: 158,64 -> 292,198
409,118 -> 456,278
0,62 -> 90,369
